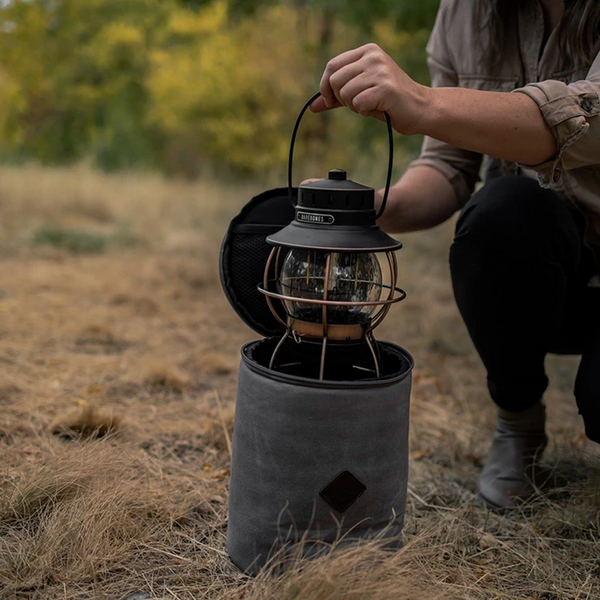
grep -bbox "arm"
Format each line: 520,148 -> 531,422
509,52 -> 600,184
419,87 -> 556,166
311,16 -> 482,234
312,43 -> 556,167
376,165 -> 457,234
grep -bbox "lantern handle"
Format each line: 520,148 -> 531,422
287,90 -> 394,221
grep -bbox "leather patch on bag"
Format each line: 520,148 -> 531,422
319,470 -> 366,513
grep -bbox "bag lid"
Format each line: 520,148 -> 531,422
219,187 -> 295,337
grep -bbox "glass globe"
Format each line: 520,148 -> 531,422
277,249 -> 383,325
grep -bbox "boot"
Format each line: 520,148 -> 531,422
476,402 -> 548,510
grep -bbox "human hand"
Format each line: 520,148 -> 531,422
310,43 -> 430,135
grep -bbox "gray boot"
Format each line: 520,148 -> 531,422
476,402 -> 548,510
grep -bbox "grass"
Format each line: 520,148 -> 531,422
32,226 -> 108,254
0,164 -> 598,599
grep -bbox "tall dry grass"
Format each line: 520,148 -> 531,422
0,163 -> 254,263
0,165 -> 598,599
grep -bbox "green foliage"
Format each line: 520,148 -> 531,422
33,226 -> 108,254
304,0 -> 439,32
0,0 -> 169,169
0,0 -> 439,177
146,2 -> 316,175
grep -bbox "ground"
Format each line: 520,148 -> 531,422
0,166 -> 598,600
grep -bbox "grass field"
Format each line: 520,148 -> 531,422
0,165 -> 599,600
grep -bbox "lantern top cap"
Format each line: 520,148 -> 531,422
328,168 -> 347,181
267,168 -> 402,253
301,169 -> 372,192
295,169 -> 375,216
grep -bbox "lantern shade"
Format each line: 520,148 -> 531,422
267,221 -> 402,252
267,169 -> 401,252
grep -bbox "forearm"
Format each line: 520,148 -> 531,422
313,44 -> 556,166
415,87 -> 556,166
376,165 -> 458,234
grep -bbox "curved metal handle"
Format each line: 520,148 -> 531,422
287,90 -> 394,220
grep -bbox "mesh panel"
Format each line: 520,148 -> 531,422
227,232 -> 285,336
220,188 -> 294,337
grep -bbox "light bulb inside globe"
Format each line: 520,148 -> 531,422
277,249 -> 383,326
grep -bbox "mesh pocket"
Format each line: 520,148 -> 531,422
224,231 -> 285,336
220,188 -> 295,337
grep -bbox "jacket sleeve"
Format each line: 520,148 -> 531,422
512,51 -> 600,185
406,2 -> 483,208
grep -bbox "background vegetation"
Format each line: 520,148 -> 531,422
0,0 -> 437,179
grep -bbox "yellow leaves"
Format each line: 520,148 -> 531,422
0,68 -> 23,143
101,22 -> 145,49
164,0 -> 228,40
97,22 -> 145,55
0,0 -> 430,175
146,3 -> 316,173
88,22 -> 146,73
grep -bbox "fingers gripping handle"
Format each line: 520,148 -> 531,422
287,91 -> 394,220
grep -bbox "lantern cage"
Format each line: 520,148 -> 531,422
258,245 -> 406,380
251,90 -> 406,381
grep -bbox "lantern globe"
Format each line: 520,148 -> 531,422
277,249 -> 383,325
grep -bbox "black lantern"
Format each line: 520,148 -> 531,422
219,92 -> 414,575
258,92 -> 406,380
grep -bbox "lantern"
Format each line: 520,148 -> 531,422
259,165 -> 405,381
220,92 -> 413,575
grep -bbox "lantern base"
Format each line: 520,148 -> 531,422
288,317 -> 366,341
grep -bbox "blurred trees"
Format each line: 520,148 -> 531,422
0,0 -> 438,179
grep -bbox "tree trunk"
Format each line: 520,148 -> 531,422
314,8 -> 335,160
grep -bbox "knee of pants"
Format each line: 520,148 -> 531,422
452,176 -> 581,262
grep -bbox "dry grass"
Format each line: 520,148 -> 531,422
50,399 -> 122,440
0,165 -> 598,599
197,352 -> 235,376
143,363 -> 192,394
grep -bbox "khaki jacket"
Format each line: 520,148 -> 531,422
408,0 -> 600,269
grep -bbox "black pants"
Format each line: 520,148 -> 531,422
450,176 -> 600,443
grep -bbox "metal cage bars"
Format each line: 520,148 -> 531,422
259,247 -> 406,380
